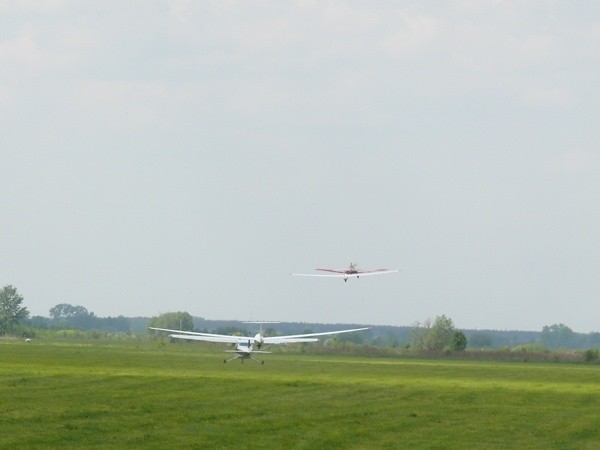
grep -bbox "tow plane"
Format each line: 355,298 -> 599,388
150,322 -> 369,364
291,262 -> 399,282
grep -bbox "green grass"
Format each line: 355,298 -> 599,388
1,339 -> 600,449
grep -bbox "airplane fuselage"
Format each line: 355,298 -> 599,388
236,341 -> 252,355
224,340 -> 268,364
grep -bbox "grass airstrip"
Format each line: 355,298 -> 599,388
1,338 -> 599,449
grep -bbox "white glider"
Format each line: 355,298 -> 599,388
150,323 -> 369,364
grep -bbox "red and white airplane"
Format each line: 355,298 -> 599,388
150,322 -> 369,364
291,262 -> 399,282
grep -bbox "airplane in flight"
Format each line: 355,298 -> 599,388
291,262 -> 399,282
149,322 -> 369,364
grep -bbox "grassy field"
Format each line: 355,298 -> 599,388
1,339 -> 599,449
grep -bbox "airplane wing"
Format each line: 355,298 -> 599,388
149,327 -> 255,344
290,270 -> 399,278
290,273 -> 351,278
169,334 -> 247,344
150,327 -> 233,337
264,337 -> 320,344
315,268 -> 347,273
151,326 -> 369,345
353,269 -> 400,276
263,327 -> 369,344
315,268 -> 399,274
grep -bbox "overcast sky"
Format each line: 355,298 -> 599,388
2,1 -> 599,332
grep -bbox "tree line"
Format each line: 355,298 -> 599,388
27,303 -> 131,332
2,285 -> 599,352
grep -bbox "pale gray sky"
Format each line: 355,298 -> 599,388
2,1 -> 599,332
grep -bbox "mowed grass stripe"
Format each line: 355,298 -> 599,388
1,340 -> 599,448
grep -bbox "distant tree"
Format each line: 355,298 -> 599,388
450,330 -> 468,351
469,332 -> 493,349
148,312 -> 194,333
409,315 -> 458,351
26,315 -> 52,329
335,330 -> 366,345
587,332 -> 600,349
50,303 -> 73,320
49,303 -> 90,321
101,316 -> 131,332
0,285 -> 29,335
540,323 -> 575,349
264,327 -> 279,337
49,303 -> 98,330
213,326 -> 247,336
423,315 -> 455,350
408,319 -> 432,350
583,349 -> 599,362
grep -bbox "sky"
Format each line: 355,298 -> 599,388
1,1 -> 600,333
